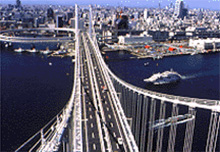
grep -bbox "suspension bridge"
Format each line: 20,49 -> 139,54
14,4 -> 220,152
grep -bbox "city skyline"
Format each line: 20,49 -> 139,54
1,0 -> 220,10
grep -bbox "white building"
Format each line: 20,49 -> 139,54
189,38 -> 220,50
144,9 -> 149,21
118,34 -> 152,45
174,0 -> 184,18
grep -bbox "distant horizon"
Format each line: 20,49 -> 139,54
1,0 -> 220,10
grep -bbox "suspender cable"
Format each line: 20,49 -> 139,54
167,104 -> 178,152
147,98 -> 156,152
206,111 -> 215,152
127,89 -> 133,118
156,101 -> 166,152
213,115 -> 220,152
135,94 -> 143,147
183,107 -> 192,152
132,92 -> 138,134
208,112 -> 218,152
140,97 -> 149,152
183,108 -> 196,152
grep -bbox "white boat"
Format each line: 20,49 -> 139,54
14,48 -> 24,53
144,69 -> 181,85
41,48 -> 52,55
144,62 -> 149,66
190,51 -> 197,55
27,48 -> 37,53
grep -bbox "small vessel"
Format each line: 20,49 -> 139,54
41,47 -> 52,55
14,48 -> 24,53
58,50 -> 67,55
144,69 -> 181,85
150,114 -> 195,130
27,48 -> 37,53
190,51 -> 197,55
144,62 -> 149,66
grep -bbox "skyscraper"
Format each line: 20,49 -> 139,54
144,9 -> 149,21
174,0 -> 184,19
56,15 -> 63,27
16,0 -> 21,8
47,7 -> 54,19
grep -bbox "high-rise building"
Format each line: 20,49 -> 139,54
144,9 -> 149,21
66,12 -> 73,22
174,0 -> 184,19
16,0 -> 21,8
56,15 -> 63,27
47,8 -> 54,19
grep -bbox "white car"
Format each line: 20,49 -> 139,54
117,138 -> 123,145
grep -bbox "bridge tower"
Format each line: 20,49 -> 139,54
89,5 -> 92,37
75,4 -> 79,38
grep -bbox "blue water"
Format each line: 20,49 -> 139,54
1,48 -> 74,151
106,51 -> 220,100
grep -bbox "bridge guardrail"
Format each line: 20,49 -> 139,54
72,30 -> 83,152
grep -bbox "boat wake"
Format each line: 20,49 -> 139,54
180,75 -> 197,80
181,72 -> 204,80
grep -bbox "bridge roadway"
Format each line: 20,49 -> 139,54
81,32 -> 128,152
80,34 -> 102,151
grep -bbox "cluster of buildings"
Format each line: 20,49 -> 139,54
92,0 -> 220,50
0,0 -> 77,30
0,0 -> 220,50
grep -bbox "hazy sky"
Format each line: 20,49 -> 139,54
1,0 -> 220,10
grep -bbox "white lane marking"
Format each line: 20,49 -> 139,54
89,107 -> 92,111
106,107 -> 109,111
113,132 -> 116,137
116,143 -> 119,149
110,122 -> 114,128
92,132 -> 95,138
91,123 -> 93,128
90,115 -> 93,119
93,144 -> 96,150
108,114 -> 111,119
